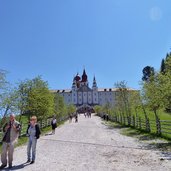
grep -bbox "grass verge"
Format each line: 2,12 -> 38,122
104,120 -> 171,152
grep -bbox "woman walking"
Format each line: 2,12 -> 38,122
51,116 -> 57,134
26,116 -> 41,164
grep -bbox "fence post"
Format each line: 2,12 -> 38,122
139,117 -> 142,130
123,116 -> 125,125
19,122 -> 22,137
127,116 -> 130,126
116,115 -> 118,122
132,115 -> 135,127
145,117 -> 150,133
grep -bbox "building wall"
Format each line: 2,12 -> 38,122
58,88 -> 116,107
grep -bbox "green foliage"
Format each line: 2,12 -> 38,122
114,81 -> 131,116
141,73 -> 163,114
102,102 -> 112,114
0,88 -> 16,117
67,104 -> 76,114
160,58 -> 165,74
54,93 -> 68,120
0,70 -> 18,118
164,52 -> 171,73
17,76 -> 54,120
0,69 -> 8,90
94,105 -> 103,114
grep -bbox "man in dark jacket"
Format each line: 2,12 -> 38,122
0,114 -> 21,169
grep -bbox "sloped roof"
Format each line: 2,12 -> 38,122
50,87 -> 137,93
50,89 -> 71,93
77,85 -> 92,92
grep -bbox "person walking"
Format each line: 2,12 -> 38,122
69,113 -> 72,123
0,114 -> 21,169
26,116 -> 41,164
75,113 -> 78,123
51,116 -> 57,134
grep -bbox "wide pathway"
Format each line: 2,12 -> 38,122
1,114 -> 171,171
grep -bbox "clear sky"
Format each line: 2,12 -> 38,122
0,0 -> 171,90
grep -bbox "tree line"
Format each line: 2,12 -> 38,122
0,70 -> 76,127
95,51 -> 171,122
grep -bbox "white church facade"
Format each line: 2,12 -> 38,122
52,69 -> 118,112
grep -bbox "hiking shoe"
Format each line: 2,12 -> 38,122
26,160 -> 31,163
8,165 -> 12,169
30,161 -> 35,164
0,164 -> 7,169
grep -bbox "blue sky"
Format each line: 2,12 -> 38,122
0,0 -> 171,90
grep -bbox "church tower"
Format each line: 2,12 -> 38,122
80,69 -> 88,86
72,76 -> 78,105
92,76 -> 98,104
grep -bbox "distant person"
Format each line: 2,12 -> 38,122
69,114 -> 72,123
84,112 -> 87,118
89,112 -> 91,118
103,114 -> 106,120
106,114 -> 109,121
75,113 -> 78,123
26,116 -> 41,164
51,116 -> 57,134
0,114 -> 21,169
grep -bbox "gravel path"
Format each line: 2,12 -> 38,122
1,114 -> 171,171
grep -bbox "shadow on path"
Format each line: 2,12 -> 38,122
1,163 -> 30,171
103,120 -> 171,160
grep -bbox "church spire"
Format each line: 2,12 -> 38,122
81,68 -> 88,82
92,75 -> 97,89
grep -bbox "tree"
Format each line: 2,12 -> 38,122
0,69 -> 7,90
142,66 -> 155,82
114,81 -> 131,117
158,72 -> 171,112
17,76 -> 54,120
141,73 -> 162,117
0,88 -> 19,118
160,58 -> 165,74
54,93 -> 67,120
94,105 -> 103,115
164,53 -> 171,73
0,70 -> 15,118
67,104 -> 76,115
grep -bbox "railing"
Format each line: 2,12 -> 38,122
98,113 -> 171,139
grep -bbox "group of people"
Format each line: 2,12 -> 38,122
0,114 -> 44,169
69,113 -> 78,123
0,113 -> 58,169
84,111 -> 91,118
103,113 -> 109,121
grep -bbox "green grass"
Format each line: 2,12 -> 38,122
132,108 -> 171,121
105,120 -> 171,151
111,108 -> 171,139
